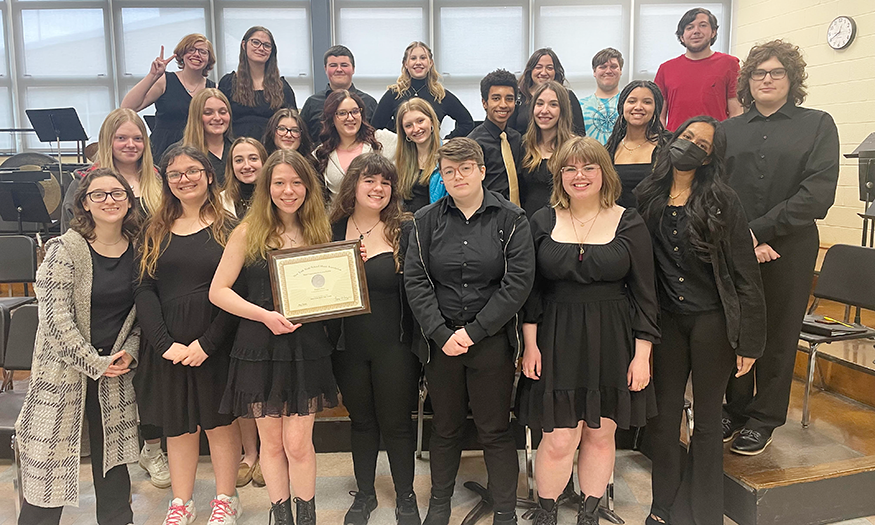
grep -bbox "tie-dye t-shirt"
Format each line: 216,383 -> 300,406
580,93 -> 620,145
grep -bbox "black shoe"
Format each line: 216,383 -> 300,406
422,496 -> 451,525
529,498 -> 557,525
730,428 -> 773,456
645,513 -> 669,525
395,491 -> 421,525
344,492 -> 377,525
493,510 -> 517,525
722,417 -> 744,443
270,498 -> 293,525
295,496 -> 317,525
576,494 -> 600,525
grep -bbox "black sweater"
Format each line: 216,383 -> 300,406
372,78 -> 474,138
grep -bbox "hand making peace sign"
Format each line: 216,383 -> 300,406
149,45 -> 177,79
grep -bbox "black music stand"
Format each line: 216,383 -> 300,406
25,108 -> 88,169
0,181 -> 51,235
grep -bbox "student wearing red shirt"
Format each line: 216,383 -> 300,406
654,8 -> 743,131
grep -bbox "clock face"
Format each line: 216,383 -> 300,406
827,16 -> 856,50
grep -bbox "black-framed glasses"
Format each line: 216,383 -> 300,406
335,107 -> 362,119
186,48 -> 210,58
751,68 -> 786,81
440,161 -> 480,180
276,125 -> 302,137
248,38 -> 273,51
86,190 -> 129,203
166,168 -> 205,183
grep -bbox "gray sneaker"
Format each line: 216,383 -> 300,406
139,445 -> 172,489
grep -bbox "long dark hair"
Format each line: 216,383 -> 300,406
315,90 -> 381,174
232,26 -> 285,110
519,48 -> 566,105
328,153 -> 411,272
634,116 -> 731,261
262,108 -> 315,158
605,80 -> 667,158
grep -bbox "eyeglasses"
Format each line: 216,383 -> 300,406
560,165 -> 601,176
751,68 -> 786,81
86,190 -> 129,203
276,125 -> 302,137
440,161 -> 480,180
335,107 -> 362,119
248,38 -> 273,51
166,167 -> 205,183
186,48 -> 210,58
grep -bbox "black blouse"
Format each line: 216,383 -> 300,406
371,78 -> 474,138
89,243 -> 135,353
218,72 -> 297,140
652,206 -> 721,314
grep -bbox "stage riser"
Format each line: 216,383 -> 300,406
725,468 -> 875,525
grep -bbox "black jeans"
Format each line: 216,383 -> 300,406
332,341 -> 420,496
649,310 -> 736,525
19,378 -> 133,525
724,227 -> 819,433
424,333 -> 518,512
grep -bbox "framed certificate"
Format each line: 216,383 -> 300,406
268,239 -> 370,323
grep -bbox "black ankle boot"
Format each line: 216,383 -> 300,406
295,496 -> 317,525
395,491 -> 421,525
345,491 -> 378,525
576,494 -> 600,525
422,496 -> 451,525
532,497 -> 557,525
270,497 -> 293,525
493,510 -> 517,525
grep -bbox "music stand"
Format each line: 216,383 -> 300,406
0,181 -> 51,235
25,108 -> 88,173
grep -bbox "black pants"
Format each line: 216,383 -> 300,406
649,310 -> 736,525
425,333 -> 518,512
724,227 -> 819,433
19,379 -> 133,525
332,340 -> 420,496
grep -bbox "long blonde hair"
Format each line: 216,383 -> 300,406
240,149 -> 331,263
96,108 -> 161,214
389,42 -> 446,103
182,88 -> 233,156
522,81 -> 574,172
394,98 -> 441,200
139,145 -> 234,279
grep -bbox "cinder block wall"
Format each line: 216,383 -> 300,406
733,0 -> 875,246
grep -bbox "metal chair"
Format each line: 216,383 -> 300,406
799,244 -> 875,427
0,235 -> 38,311
0,303 -> 39,518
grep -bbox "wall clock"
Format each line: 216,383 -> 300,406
827,16 -> 856,50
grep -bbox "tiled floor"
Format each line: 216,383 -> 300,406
2,448 -> 875,525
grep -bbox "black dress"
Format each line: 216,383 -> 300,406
134,227 -> 237,437
516,207 -> 660,431
151,72 -> 216,163
520,158 -> 552,218
218,72 -> 297,140
220,258 -> 338,418
615,148 -> 658,208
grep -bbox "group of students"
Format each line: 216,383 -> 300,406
13,7 -> 841,525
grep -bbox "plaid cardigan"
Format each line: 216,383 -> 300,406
15,230 -> 140,508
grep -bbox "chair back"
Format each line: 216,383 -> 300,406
3,304 -> 38,371
0,303 -> 9,368
814,244 -> 875,312
0,235 -> 37,284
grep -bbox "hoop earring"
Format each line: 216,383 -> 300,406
405,135 -> 413,142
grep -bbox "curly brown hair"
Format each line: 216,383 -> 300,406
737,40 -> 807,109
70,168 -> 142,242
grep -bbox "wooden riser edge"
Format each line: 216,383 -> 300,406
794,346 -> 875,410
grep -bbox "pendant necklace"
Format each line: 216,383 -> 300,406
569,208 -> 600,261
410,83 -> 427,98
351,216 -> 380,241
621,137 -> 647,152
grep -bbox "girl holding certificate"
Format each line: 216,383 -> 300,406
210,148 -> 337,525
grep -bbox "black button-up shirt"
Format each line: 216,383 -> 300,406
300,83 -> 378,143
653,206 -> 721,314
405,190 -> 535,348
723,101 -> 840,243
467,119 -> 522,200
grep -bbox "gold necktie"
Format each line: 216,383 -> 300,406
499,131 -> 520,205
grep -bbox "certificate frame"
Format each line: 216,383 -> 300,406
268,239 -> 370,323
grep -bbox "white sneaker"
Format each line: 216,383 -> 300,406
163,498 -> 196,525
208,494 -> 241,524
139,445 -> 172,489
